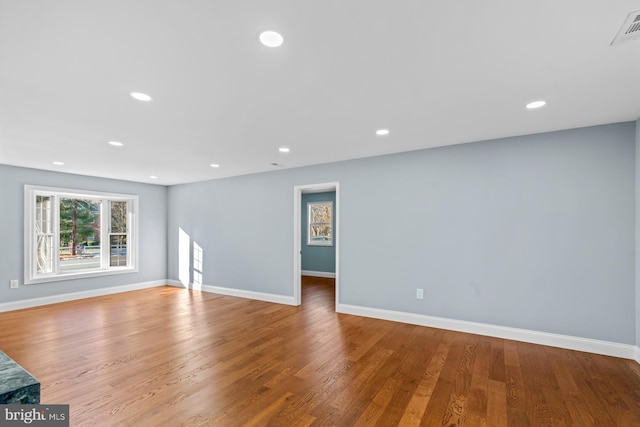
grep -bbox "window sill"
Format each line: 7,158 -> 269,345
24,266 -> 138,285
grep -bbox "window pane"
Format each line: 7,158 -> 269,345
35,195 -> 53,273
110,201 -> 127,233
310,203 -> 332,223
310,224 -> 332,241
110,235 -> 127,267
36,195 -> 52,234
36,235 -> 53,274
59,198 -> 101,272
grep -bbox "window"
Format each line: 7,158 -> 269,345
25,185 -> 138,284
307,201 -> 333,246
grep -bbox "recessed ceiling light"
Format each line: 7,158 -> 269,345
108,141 -> 124,147
259,30 -> 284,47
52,161 -> 64,166
526,100 -> 546,109
150,175 -> 158,179
278,147 -> 290,153
130,92 -> 152,102
376,129 -> 390,136
210,163 -> 220,168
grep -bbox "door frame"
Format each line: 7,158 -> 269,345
293,182 -> 339,308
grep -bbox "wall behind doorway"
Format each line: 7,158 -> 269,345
301,192 -> 336,275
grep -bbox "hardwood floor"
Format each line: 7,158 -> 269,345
1,277 -> 639,426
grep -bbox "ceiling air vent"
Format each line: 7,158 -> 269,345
611,10 -> 640,45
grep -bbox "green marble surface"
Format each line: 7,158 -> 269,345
0,350 -> 40,404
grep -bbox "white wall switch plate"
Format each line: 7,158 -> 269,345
416,288 -> 424,300
10,280 -> 19,289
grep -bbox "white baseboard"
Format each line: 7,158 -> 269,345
337,303 -> 638,361
301,270 -> 336,278
0,280 -> 167,313
200,284 -> 296,306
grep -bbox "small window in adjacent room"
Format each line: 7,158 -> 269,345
24,185 -> 138,284
307,201 -> 333,246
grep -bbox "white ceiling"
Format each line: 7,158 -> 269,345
1,1 -> 639,186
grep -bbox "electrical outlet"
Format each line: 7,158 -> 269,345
416,288 -> 424,300
10,280 -> 19,289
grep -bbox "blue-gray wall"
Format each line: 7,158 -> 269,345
636,118 -> 640,348
168,122 -> 636,344
0,165 -> 168,302
301,192 -> 336,273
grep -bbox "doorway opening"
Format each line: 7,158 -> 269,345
293,182 -> 339,309
300,275 -> 335,310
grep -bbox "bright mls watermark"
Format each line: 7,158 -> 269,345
1,405 -> 69,426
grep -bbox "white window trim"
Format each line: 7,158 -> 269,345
24,185 -> 139,285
